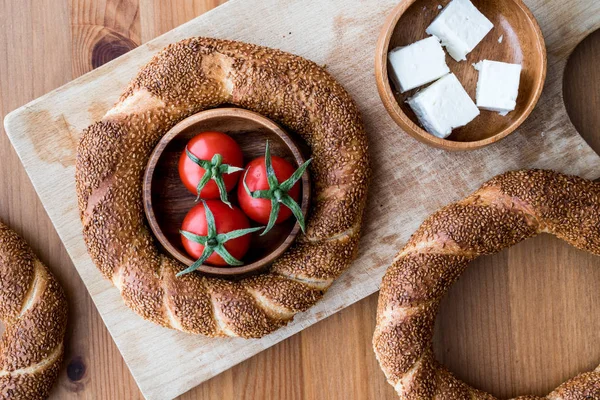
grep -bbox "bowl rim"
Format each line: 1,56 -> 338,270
374,0 -> 548,151
143,107 -> 311,277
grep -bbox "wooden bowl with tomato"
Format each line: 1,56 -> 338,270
143,108 -> 311,277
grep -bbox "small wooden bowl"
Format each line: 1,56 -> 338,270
375,0 -> 547,150
143,108 -> 311,277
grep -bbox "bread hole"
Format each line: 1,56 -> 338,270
433,235 -> 600,398
563,29 -> 600,156
0,321 -> 5,338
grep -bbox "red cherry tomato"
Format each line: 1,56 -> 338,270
237,156 -> 301,224
181,200 -> 252,266
178,132 -> 243,199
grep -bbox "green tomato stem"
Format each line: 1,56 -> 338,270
186,147 -> 242,206
243,141 -> 312,235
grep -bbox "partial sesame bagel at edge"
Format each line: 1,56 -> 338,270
374,169 -> 600,399
0,221 -> 68,399
75,38 -> 370,338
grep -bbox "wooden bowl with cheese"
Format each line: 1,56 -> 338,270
375,0 -> 547,151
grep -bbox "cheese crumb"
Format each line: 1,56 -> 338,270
498,35 -> 504,43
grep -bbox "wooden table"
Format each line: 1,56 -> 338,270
0,1 -> 599,399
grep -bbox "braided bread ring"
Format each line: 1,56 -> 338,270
374,169 -> 600,399
0,221 -> 67,399
75,38 -> 369,338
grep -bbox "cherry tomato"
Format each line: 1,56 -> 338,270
178,132 -> 243,199
237,156 -> 301,224
181,200 -> 252,266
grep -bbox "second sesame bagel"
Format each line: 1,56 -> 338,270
75,37 -> 370,338
0,221 -> 68,399
373,170 -> 600,399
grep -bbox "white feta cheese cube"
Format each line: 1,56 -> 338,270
388,37 -> 451,93
426,0 -> 494,62
475,60 -> 522,115
407,73 -> 480,138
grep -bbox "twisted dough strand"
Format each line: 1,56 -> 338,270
76,38 -> 369,338
374,170 -> 600,399
0,221 -> 67,399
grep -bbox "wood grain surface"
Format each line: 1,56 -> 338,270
0,1 -> 599,399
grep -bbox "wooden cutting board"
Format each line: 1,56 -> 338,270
3,0 -> 600,399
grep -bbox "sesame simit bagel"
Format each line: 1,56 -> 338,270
373,169 -> 600,399
75,38 -> 370,338
0,221 -> 67,399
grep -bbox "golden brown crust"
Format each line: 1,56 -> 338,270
0,221 -> 68,399
75,38 -> 369,338
374,169 -> 600,399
